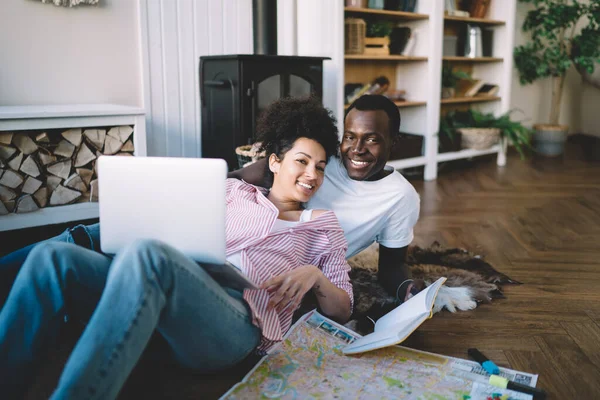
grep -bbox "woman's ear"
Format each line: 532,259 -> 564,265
268,153 -> 281,174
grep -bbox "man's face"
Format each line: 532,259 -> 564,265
340,109 -> 394,181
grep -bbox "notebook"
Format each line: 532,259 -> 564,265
97,156 -> 257,290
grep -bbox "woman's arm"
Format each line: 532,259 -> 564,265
261,265 -> 352,323
227,158 -> 269,186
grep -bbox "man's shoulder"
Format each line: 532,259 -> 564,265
374,169 -> 419,198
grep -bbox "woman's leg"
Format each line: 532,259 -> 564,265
0,223 -> 102,307
52,239 -> 260,400
0,241 -> 111,398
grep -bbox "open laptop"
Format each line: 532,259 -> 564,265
97,156 -> 257,290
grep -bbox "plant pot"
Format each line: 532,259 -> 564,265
458,128 -> 500,150
441,87 -> 455,99
364,37 -> 390,56
532,124 -> 568,156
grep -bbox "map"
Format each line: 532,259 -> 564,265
222,311 -> 537,400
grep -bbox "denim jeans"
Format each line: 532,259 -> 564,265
0,239 -> 260,400
0,223 -> 102,307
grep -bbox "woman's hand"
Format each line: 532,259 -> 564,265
261,265 -> 323,312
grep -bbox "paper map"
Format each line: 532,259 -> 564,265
222,311 -> 538,399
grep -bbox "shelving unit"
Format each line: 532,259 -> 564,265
337,0 -> 517,180
0,104 -> 146,231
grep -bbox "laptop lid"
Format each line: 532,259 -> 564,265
98,156 -> 228,264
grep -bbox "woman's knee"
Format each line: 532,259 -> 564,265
21,242 -> 80,279
117,239 -> 175,285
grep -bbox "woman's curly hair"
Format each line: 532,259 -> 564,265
256,95 -> 339,166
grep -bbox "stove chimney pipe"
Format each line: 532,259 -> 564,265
252,0 -> 277,55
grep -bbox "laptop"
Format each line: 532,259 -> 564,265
98,156 -> 257,290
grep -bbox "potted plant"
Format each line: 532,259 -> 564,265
441,63 -> 472,98
513,0 -> 600,156
440,110 -> 532,158
365,21 -> 393,55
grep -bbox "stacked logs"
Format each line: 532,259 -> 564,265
0,126 -> 134,215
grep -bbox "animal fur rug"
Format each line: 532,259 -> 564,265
344,242 -> 521,335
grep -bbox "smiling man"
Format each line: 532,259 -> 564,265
304,95 -> 421,301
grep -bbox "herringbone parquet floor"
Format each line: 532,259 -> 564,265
405,142 -> 600,399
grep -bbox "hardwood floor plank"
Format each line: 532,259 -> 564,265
504,350 -> 573,399
560,321 -> 600,371
534,334 -> 600,398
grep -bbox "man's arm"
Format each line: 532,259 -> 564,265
377,244 -> 412,300
227,158 -> 269,186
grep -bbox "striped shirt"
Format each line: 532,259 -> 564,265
225,179 -> 353,353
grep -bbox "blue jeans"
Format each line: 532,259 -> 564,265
0,239 -> 261,400
0,223 -> 102,307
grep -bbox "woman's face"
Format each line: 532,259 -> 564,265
269,137 -> 327,203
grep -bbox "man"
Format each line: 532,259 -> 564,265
0,95 -> 420,304
231,94 -> 421,301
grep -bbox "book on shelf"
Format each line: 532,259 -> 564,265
463,79 -> 485,97
342,277 -> 446,355
475,84 -> 499,97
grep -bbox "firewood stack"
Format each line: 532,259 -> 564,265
0,126 -> 134,215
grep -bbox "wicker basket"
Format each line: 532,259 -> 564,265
345,18 -> 366,55
458,128 -> 501,150
235,143 -> 266,169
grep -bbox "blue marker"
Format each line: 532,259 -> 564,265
467,348 -> 500,375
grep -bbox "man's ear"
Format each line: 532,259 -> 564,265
268,153 -> 281,174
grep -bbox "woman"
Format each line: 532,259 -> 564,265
0,96 -> 353,400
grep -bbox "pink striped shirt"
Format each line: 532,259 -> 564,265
225,179 -> 353,353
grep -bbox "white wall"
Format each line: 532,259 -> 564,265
0,0 -> 142,107
511,1 -> 600,136
139,0 -> 253,157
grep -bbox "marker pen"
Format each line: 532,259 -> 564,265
489,375 -> 547,400
467,348 -> 500,375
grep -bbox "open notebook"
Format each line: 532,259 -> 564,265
343,277 -> 446,355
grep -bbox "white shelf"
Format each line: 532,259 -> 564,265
436,145 -> 501,162
0,203 -> 99,232
387,156 -> 427,170
0,104 -> 144,120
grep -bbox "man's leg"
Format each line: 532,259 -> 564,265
0,241 -> 111,399
0,223 -> 102,307
52,239 -> 260,400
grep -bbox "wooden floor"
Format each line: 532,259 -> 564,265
404,141 -> 600,399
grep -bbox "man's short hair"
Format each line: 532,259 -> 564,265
344,95 -> 401,138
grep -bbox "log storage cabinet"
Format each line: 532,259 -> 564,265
0,105 -> 146,232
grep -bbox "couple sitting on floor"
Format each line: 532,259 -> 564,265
0,94 -> 420,399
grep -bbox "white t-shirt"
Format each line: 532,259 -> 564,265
306,157 -> 420,258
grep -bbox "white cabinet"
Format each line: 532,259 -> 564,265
0,104 -> 146,232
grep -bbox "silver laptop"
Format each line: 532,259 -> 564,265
98,156 -> 257,290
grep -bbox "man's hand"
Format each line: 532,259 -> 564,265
261,265 -> 323,312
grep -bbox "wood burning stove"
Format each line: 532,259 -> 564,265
199,54 -> 329,170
